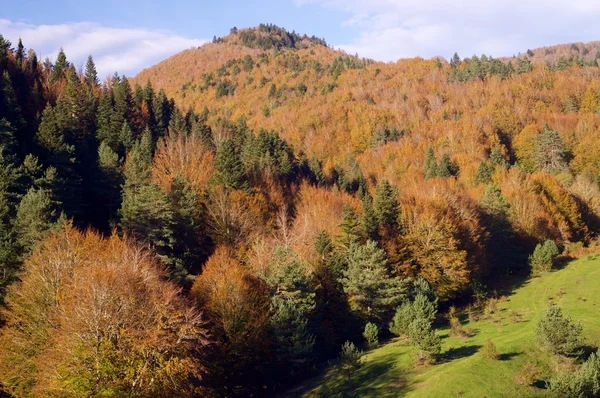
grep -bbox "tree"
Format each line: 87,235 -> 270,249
84,55 -> 99,89
549,351 -> 600,397
408,317 -> 441,362
373,179 -> 399,235
0,225 -> 209,397
424,147 -> 438,179
481,339 -> 499,360
339,204 -> 361,248
390,291 -> 438,336
50,48 -> 68,82
341,240 -> 407,323
363,322 -> 379,347
213,139 -> 245,190
13,187 -> 58,252
536,304 -> 583,357
535,126 -> 568,173
437,153 -> 458,177
361,196 -> 380,242
340,341 -> 362,380
529,239 -> 560,274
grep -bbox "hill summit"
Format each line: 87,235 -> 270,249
213,23 -> 329,51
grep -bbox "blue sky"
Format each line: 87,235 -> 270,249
3,0 -> 600,78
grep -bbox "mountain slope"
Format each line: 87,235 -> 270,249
288,252 -> 600,397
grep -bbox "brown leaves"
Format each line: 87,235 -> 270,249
151,132 -> 214,195
0,223 -> 209,397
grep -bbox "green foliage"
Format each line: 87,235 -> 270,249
408,317 -> 441,356
529,239 -> 560,273
213,139 -> 246,190
341,240 -> 407,323
13,188 -> 58,251
481,339 -> 499,360
373,179 -> 399,235
535,125 -> 568,173
536,304 -> 583,357
549,351 -> 600,397
340,341 -> 362,379
363,322 -> 379,347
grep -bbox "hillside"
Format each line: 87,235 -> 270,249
503,40 -> 600,66
288,252 -> 600,397
3,25 -> 600,397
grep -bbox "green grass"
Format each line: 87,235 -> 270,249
287,253 -> 600,397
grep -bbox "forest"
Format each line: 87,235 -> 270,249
1,25 -> 600,397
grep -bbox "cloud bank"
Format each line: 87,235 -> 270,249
295,0 -> 600,61
0,19 -> 207,78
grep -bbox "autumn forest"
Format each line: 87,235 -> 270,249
1,24 -> 600,397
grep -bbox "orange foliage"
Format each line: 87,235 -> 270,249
151,132 -> 215,194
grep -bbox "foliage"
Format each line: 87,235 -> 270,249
0,225 -> 209,397
340,341 -> 362,380
481,339 -> 500,360
363,322 -> 379,347
549,351 -> 600,397
535,304 -> 583,357
529,239 -> 560,274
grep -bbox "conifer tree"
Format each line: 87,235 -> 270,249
424,147 -> 438,179
213,139 -> 245,190
374,179 -> 399,235
361,196 -> 380,242
84,55 -> 99,89
341,240 -> 407,323
339,204 -> 361,248
51,48 -> 68,82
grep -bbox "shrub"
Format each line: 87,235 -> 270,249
515,362 -> 541,386
549,352 -> 600,397
536,304 -> 583,357
529,240 -> 560,274
340,341 -> 362,380
481,339 -> 499,360
363,322 -> 379,347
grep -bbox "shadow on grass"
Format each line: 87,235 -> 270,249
498,352 -> 521,361
292,352 -> 416,398
441,345 -> 482,362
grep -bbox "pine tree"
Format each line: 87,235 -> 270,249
437,153 -> 458,177
51,48 -> 68,82
84,55 -> 99,89
213,139 -> 245,190
535,126 -> 568,172
13,187 -> 58,252
339,204 -> 361,248
341,240 -> 407,323
373,179 -> 399,235
536,304 -> 583,357
96,142 -> 122,226
361,197 -> 380,242
96,88 -> 119,150
424,147 -> 438,179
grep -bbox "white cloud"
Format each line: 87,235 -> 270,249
0,19 -> 207,78
295,0 -> 600,61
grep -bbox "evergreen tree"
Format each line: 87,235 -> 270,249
341,240 -> 407,323
373,179 -> 399,235
13,187 -> 58,252
213,139 -> 245,190
96,142 -> 122,226
536,304 -> 583,357
437,153 -> 458,177
424,147 -> 438,179
339,204 -> 361,248
535,126 -> 568,172
361,196 -> 380,242
84,55 -> 99,89
51,48 -> 68,82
